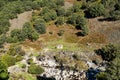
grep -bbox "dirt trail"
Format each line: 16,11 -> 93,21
64,1 -> 73,10
7,11 -> 33,34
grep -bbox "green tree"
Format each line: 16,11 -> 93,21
106,56 -> 120,80
7,45 -> 25,56
22,22 -> 39,41
87,3 -> 105,17
72,3 -> 82,12
96,72 -> 108,80
56,7 -> 65,16
0,34 -> 7,48
81,25 -> 89,36
0,60 -> 9,80
97,49 -> 120,80
11,29 -> 26,41
56,0 -> 64,6
67,13 -> 78,25
109,10 -> 120,20
95,44 -> 118,61
34,23 -> 46,34
55,17 -> 65,25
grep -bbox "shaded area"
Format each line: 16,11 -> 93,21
98,18 -> 116,22
75,32 -> 84,36
86,68 -> 101,80
37,75 -> 56,80
75,25 -> 82,30
84,11 -> 95,18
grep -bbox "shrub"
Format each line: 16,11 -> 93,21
28,64 -> 44,74
7,45 -> 25,56
2,54 -> 16,67
80,25 -> 89,36
57,30 -> 64,36
0,60 -> 9,80
55,17 -> 65,25
71,3 -> 82,12
115,3 -> 120,10
72,54 -> 80,60
43,13 -> 52,22
40,7 -> 50,16
0,34 -> 7,48
67,14 -> 89,36
56,7 -> 65,16
109,10 -> 120,20
16,55 -> 23,62
22,22 -> 39,41
95,44 -> 118,61
86,3 -> 105,17
6,36 -> 18,43
34,23 -> 46,34
96,72 -> 108,80
67,13 -> 78,25
11,29 -> 26,41
56,0 -> 64,6
27,58 -> 33,65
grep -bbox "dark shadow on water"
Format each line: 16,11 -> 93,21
86,68 -> 101,80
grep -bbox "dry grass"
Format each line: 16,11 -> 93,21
79,32 -> 107,44
88,17 -> 120,44
8,11 -> 33,34
65,0 -> 76,3
22,40 -> 43,51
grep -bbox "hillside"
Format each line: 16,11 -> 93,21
0,0 -> 120,80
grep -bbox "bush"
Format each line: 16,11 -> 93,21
71,3 -> 82,12
0,60 -> 9,80
80,25 -> 89,36
56,7 -> 65,16
67,13 -> 78,25
96,72 -> 108,80
2,54 -> 16,67
95,44 -> 118,61
27,58 -> 33,65
28,64 -> 44,74
57,30 -> 64,36
43,13 -> 52,22
109,10 -> 120,20
22,22 -> 39,41
43,10 -> 57,21
76,16 -> 89,36
0,34 -> 7,48
11,29 -> 26,41
16,55 -> 23,62
67,14 -> 89,36
115,3 -> 120,10
40,7 -> 50,16
6,36 -> 18,43
55,17 -> 65,25
56,0 -> 64,6
7,45 -> 25,56
34,23 -> 46,34
86,3 -> 105,17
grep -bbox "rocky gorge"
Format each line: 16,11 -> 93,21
8,47 -> 106,80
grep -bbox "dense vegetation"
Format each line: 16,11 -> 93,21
96,44 -> 120,80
